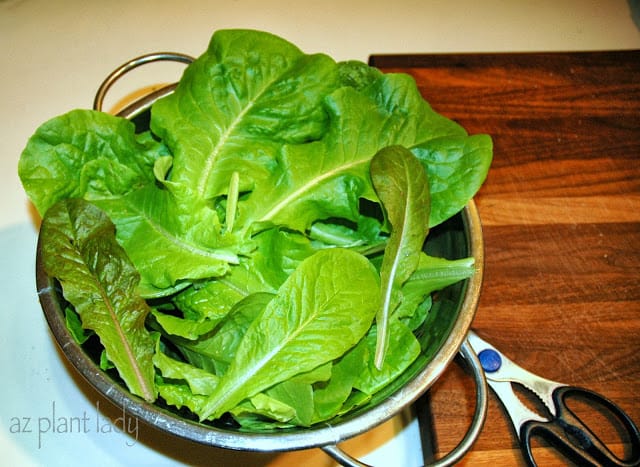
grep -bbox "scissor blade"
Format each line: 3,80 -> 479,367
467,330 -> 562,416
488,379 -> 548,432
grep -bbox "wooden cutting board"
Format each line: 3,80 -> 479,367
368,50 -> 640,465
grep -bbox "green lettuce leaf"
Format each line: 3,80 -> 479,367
150,308 -> 220,341
154,352 -> 218,417
94,184 -> 242,296
370,146 -> 431,368
231,393 -> 297,427
311,359 -> 360,423
235,88 -> 378,232
154,342 -> 220,396
176,292 -> 273,376
18,109 -> 167,216
150,29 -> 339,202
351,316 -> 421,395
403,254 -> 476,298
334,62 -> 491,226
18,109 -> 244,297
413,134 -> 493,226
198,248 -> 380,420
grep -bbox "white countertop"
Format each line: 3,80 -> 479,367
1,1 -> 638,466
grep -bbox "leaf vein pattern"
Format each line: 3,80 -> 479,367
127,202 -> 235,262
259,156 -> 369,222
196,73 -> 285,199
87,264 -> 152,400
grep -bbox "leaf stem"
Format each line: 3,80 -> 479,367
226,171 -> 240,233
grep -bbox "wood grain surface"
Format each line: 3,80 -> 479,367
369,50 -> 640,466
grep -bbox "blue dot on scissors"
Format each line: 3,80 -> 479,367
478,349 -> 502,373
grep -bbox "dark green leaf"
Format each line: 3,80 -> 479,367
40,198 -> 156,401
370,146 -> 430,368
64,306 -> 92,345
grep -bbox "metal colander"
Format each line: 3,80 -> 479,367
35,53 -> 488,467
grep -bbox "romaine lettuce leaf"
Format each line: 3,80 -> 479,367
93,183 -> 242,296
176,292 -> 274,376
19,110 -> 244,297
150,29 -> 340,202
18,110 -> 167,215
370,146 -> 431,368
198,248 -> 380,421
40,198 -> 156,402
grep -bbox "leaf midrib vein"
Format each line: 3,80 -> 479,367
195,74 -> 285,199
87,259 -> 153,400
258,156 -> 369,223
127,202 -> 237,262
207,283 -> 342,416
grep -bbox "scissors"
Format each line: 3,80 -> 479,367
467,330 -> 640,467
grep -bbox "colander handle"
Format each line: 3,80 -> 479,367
93,52 -> 194,113
321,339 -> 489,467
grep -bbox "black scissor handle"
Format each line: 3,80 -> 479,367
519,386 -> 640,467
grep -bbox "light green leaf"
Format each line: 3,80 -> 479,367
18,109 -> 168,217
176,292 -> 273,376
352,317 -> 421,395
198,248 -> 379,420
311,360 -> 359,423
231,394 -> 296,428
236,87 -> 382,233
404,254 -> 475,295
174,227 -> 318,313
151,29 -> 339,202
151,309 -> 220,341
413,134 -> 493,226
265,379 -> 314,426
155,382 -> 208,416
18,108 -> 243,297
153,344 -> 219,396
94,184 -> 242,296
